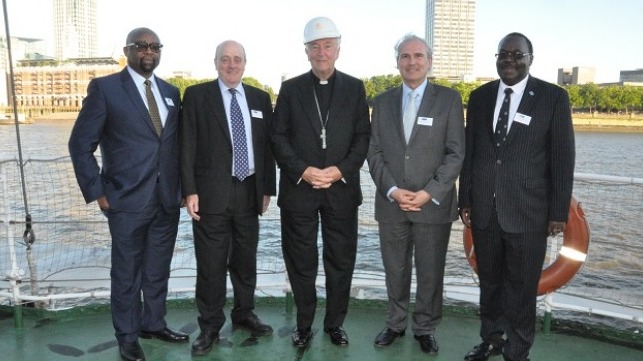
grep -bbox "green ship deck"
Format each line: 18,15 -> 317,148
2,298 -> 642,361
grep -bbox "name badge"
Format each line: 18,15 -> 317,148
165,98 -> 175,107
514,113 -> 531,126
251,110 -> 263,119
417,117 -> 433,126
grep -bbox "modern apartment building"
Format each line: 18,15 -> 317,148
557,66 -> 596,85
619,69 -> 643,83
53,0 -> 98,60
425,0 -> 476,80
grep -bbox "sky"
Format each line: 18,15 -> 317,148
1,0 -> 642,91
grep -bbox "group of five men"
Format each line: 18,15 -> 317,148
69,15 -> 574,361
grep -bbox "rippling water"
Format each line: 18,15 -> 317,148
1,118 -> 642,318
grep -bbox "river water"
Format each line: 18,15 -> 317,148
1,119 -> 642,327
2,118 -> 642,176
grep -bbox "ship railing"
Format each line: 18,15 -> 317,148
1,158 -> 642,329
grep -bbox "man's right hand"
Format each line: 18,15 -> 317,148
186,194 -> 201,221
459,208 -> 472,227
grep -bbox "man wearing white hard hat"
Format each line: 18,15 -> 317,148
270,16 -> 370,348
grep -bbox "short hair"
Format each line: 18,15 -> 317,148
394,34 -> 433,60
125,27 -> 158,45
215,40 -> 247,62
502,32 -> 533,54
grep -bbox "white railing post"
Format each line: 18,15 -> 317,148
1,161 -> 25,327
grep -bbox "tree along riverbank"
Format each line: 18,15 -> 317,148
20,111 -> 643,133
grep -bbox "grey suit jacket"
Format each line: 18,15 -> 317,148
458,76 -> 575,233
368,82 -> 465,224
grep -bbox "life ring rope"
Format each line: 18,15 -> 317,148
463,196 -> 590,296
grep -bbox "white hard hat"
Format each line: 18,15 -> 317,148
303,16 -> 341,44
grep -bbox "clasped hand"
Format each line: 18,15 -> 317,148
392,188 -> 431,212
302,166 -> 342,189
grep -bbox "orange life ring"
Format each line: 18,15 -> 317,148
463,196 -> 590,296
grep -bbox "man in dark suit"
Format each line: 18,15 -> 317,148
180,40 -> 276,356
458,32 -> 575,361
367,34 -> 465,355
68,27 -> 187,361
270,16 -> 370,348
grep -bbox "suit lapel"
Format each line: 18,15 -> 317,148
242,84 -> 263,161
120,70 -> 158,136
504,77 -> 539,145
408,83 -> 437,144
210,80 -> 233,146
296,75 -> 323,135
484,80 -> 500,143
389,87 -> 406,145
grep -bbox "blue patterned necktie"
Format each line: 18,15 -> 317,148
229,89 -> 249,180
495,88 -> 513,146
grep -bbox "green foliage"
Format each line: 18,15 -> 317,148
166,76 -> 276,103
166,77 -> 211,98
169,75 -> 643,114
566,83 -> 643,114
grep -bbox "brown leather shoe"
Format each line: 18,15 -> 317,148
139,327 -> 189,343
374,328 -> 405,347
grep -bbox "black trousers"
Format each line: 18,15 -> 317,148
472,209 -> 547,361
280,190 -> 358,329
193,176 -> 259,332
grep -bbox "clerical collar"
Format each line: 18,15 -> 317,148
310,70 -> 336,85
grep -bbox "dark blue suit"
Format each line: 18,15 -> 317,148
69,67 -> 181,343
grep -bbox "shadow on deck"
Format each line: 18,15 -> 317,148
1,298 -> 642,361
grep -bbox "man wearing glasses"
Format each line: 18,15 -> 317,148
69,27 -> 187,361
458,32 -> 575,361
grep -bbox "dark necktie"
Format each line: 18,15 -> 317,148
229,89 -> 249,181
144,79 -> 163,137
495,88 -> 513,146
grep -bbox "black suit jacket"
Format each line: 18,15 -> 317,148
180,80 -> 276,214
270,70 -> 370,212
458,76 -> 575,233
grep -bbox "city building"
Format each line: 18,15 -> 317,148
53,0 -> 98,60
11,57 -> 123,115
1,37 -> 48,106
425,0 -> 476,80
557,66 -> 596,85
619,68 -> 643,83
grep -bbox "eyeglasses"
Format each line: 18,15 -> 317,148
495,51 -> 531,60
126,42 -> 163,53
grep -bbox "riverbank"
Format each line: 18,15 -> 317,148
573,114 -> 643,132
15,111 -> 643,132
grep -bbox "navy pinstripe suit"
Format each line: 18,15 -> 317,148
458,75 -> 575,360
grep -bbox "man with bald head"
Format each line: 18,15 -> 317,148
180,40 -> 276,356
69,27 -> 186,361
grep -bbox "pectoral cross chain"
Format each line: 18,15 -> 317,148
320,128 -> 327,149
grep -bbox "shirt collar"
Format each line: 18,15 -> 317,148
500,75 -> 529,98
402,78 -> 428,98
